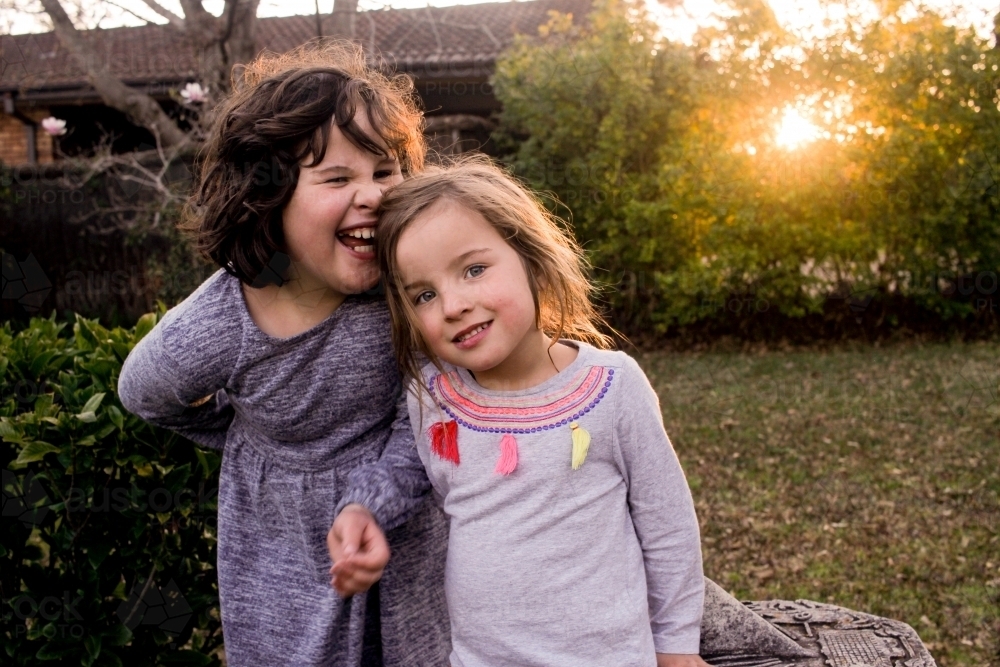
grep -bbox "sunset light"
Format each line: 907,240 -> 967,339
775,108 -> 821,149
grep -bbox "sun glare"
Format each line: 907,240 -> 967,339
775,108 -> 821,150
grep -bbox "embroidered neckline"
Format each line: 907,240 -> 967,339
428,366 -> 615,435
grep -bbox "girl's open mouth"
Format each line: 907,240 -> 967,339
337,227 -> 375,255
453,321 -> 492,348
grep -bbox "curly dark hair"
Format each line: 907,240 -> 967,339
183,41 -> 426,286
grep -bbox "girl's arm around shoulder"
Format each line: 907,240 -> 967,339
117,271 -> 238,450
612,354 -> 704,655
336,379 -> 431,532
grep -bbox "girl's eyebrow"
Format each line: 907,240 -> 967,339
312,157 -> 397,178
312,165 -> 351,177
450,248 -> 490,266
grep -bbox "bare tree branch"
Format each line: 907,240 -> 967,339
330,0 -> 357,39
101,0 -> 183,28
177,0 -> 216,37
131,0 -> 185,28
30,0 -> 266,148
37,0 -> 189,147
224,0 -> 262,78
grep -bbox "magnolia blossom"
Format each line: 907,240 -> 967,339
180,82 -> 207,104
41,117 -> 67,136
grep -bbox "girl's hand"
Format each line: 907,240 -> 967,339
327,504 -> 390,597
656,655 -> 712,667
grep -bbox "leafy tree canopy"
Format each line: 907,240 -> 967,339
493,0 -> 1000,337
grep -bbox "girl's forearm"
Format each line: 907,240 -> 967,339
336,393 -> 431,530
118,319 -> 233,450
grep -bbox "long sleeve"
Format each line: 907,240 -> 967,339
614,356 -> 704,655
117,285 -> 236,451
337,386 -> 432,531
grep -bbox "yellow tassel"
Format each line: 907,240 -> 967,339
570,421 -> 591,470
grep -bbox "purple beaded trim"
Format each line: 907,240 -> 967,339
427,368 -> 615,435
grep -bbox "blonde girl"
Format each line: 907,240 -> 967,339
330,156 -> 708,667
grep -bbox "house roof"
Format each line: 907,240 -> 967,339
0,0 -> 592,97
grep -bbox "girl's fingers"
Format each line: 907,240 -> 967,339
329,553 -> 386,596
331,512 -> 366,559
359,520 -> 391,566
331,564 -> 382,596
331,555 -> 383,578
326,506 -> 388,594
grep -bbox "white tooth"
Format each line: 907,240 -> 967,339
460,324 -> 486,341
357,245 -> 374,253
364,229 -> 373,239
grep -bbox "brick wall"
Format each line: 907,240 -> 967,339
0,108 -> 55,165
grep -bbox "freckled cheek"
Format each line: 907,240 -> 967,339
485,287 -> 534,327
416,312 -> 444,345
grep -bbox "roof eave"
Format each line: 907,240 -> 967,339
1,82 -> 182,106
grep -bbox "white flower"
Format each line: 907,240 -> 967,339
41,117 -> 67,136
180,82 -> 207,104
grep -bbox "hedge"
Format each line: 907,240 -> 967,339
1,313 -> 222,666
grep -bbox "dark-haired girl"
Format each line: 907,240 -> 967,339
117,43 -> 449,667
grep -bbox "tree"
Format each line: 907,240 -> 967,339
493,0 -> 1000,337
11,0 -> 360,148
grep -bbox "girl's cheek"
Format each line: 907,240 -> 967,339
416,313 -> 438,339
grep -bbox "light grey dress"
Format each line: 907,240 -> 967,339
117,269 -> 450,667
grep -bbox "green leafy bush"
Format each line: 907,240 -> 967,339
1,314 -> 222,666
493,0 -> 1000,339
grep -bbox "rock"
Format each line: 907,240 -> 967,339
700,578 -> 936,667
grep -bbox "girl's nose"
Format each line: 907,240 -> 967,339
355,179 -> 384,210
441,290 -> 472,319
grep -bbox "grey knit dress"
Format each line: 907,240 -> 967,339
117,269 -> 450,667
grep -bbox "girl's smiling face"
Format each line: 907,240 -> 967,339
397,198 -> 543,384
281,113 -> 402,298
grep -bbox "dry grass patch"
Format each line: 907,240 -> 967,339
639,342 -> 1000,667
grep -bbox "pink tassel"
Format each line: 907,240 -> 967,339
495,433 -> 518,475
429,421 -> 459,465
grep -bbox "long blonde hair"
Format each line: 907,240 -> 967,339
377,155 -> 614,383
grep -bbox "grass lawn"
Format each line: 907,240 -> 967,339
638,341 -> 999,667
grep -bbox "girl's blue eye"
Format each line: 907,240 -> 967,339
414,291 -> 435,305
375,170 -> 395,180
466,265 -> 486,279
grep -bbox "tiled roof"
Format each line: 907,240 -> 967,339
0,0 -> 592,94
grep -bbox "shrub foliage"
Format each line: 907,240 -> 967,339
493,0 -> 1000,339
1,314 -> 222,666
